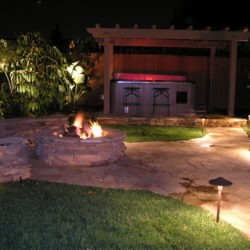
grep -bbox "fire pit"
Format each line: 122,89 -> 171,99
35,113 -> 126,167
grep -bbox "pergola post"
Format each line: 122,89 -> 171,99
103,34 -> 114,114
208,46 -> 216,111
228,39 -> 238,117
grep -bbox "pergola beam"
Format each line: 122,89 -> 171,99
95,38 -> 228,48
88,27 -> 250,42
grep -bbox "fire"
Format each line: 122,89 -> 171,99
63,112 -> 103,139
89,121 -> 103,138
72,112 -> 85,137
73,112 -> 84,129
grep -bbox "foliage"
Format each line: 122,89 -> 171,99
64,37 -> 100,112
0,180 -> 249,250
0,32 -> 96,118
0,33 -> 64,117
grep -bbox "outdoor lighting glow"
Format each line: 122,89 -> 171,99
221,208 -> 250,238
237,147 -> 250,158
200,143 -> 213,148
201,204 -> 250,237
194,133 -> 214,148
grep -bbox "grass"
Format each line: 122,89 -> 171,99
102,124 -> 204,142
244,126 -> 250,137
0,179 -> 249,250
1,125 -> 248,248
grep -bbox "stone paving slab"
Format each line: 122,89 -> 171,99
31,127 -> 250,239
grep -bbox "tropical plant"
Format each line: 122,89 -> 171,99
62,60 -> 90,113
62,37 -> 99,113
0,33 -> 66,117
0,32 -> 95,118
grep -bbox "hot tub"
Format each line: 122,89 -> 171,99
110,73 -> 195,116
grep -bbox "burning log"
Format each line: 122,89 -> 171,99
63,126 -> 80,138
62,112 -> 103,139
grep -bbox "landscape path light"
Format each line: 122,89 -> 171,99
201,116 -> 206,135
208,177 -> 232,223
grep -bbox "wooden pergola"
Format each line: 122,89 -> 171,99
87,24 -> 250,116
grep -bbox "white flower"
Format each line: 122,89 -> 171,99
67,61 -> 85,84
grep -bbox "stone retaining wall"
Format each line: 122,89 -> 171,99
0,115 -> 68,140
0,114 -> 247,183
0,114 -> 247,141
0,137 -> 32,183
0,115 -> 68,183
98,115 -> 247,127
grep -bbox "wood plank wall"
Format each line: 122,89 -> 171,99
112,54 -> 249,111
90,53 -> 250,112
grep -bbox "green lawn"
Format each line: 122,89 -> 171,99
103,124 -> 204,142
0,180 -> 249,250
244,126 -> 250,137
1,125 -> 249,249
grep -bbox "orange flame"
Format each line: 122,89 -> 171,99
89,121 -> 103,137
72,112 -> 86,138
71,112 -> 103,138
73,112 -> 84,129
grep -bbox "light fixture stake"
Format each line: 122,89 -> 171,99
209,177 -> 232,223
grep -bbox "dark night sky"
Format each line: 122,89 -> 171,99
1,0 -> 250,39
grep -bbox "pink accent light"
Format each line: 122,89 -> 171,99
113,73 -> 187,81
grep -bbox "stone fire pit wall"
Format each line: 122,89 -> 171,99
35,128 -> 126,167
0,137 -> 31,182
